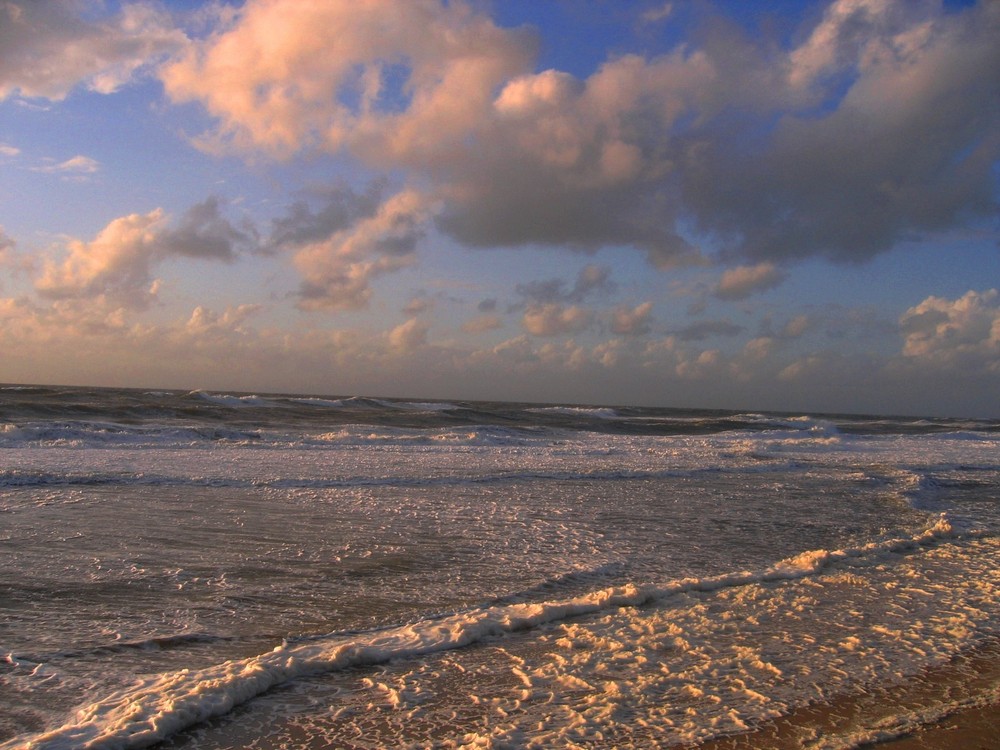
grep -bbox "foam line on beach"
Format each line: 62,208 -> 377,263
4,514 -> 964,750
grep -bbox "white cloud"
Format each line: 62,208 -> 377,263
900,289 -> 1000,371
0,143 -> 20,157
32,155 -> 100,174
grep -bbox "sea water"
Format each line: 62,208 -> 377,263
1,385 -> 999,749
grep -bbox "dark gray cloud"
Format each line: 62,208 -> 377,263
680,1 -> 1000,264
437,1 -> 1000,270
266,182 -> 384,252
516,264 -> 615,304
164,0 -> 1000,285
160,197 -> 257,260
0,0 -> 185,100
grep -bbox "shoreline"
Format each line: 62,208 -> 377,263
874,700 -> 1000,749
699,637 -> 1000,750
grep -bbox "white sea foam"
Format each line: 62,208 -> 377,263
527,406 -> 620,418
5,516 -> 965,750
392,400 -> 459,412
4,388 -> 999,749
189,391 -> 275,407
311,425 -> 544,447
287,397 -> 350,408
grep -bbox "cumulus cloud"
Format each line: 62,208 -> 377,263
388,317 -> 429,352
35,197 -> 254,307
266,182 -> 433,310
291,188 -> 433,310
522,304 -> 592,337
900,289 -> 1000,371
714,263 -> 787,300
0,0 -> 186,100
610,301 -> 654,336
675,349 -> 724,380
686,0 -> 1000,264
161,0 -> 535,159
159,0 -> 999,273
185,304 -> 262,335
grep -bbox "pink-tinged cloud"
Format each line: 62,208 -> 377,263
293,189 -> 433,310
0,0 -> 185,100
161,0 -> 535,161
158,0 -> 1000,272
32,155 -> 100,174
462,315 -> 502,334
34,198 -> 253,308
714,263 -> 787,300
388,317 -> 429,352
782,314 -> 811,339
611,301 -> 654,336
185,304 -> 262,335
522,304 -> 592,337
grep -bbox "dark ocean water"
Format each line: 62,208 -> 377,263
2,385 -> 999,749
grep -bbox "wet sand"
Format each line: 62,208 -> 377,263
874,701 -> 1000,749
701,638 -> 1000,750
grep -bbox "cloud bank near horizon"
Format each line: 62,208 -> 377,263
0,0 -> 997,416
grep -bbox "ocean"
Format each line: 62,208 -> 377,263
2,384 -> 999,749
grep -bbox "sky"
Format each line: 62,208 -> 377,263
0,0 -> 998,417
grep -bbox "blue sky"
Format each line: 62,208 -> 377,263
0,0 -> 998,417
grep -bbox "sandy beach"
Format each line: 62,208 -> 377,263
701,638 -> 1000,750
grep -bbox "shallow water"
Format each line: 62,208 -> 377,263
2,386 -> 998,748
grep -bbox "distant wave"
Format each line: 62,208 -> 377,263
6,515 -> 963,750
188,391 -> 276,407
288,397 -> 351,408
0,421 -> 263,448
527,406 -> 620,419
0,459 -> 812,491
